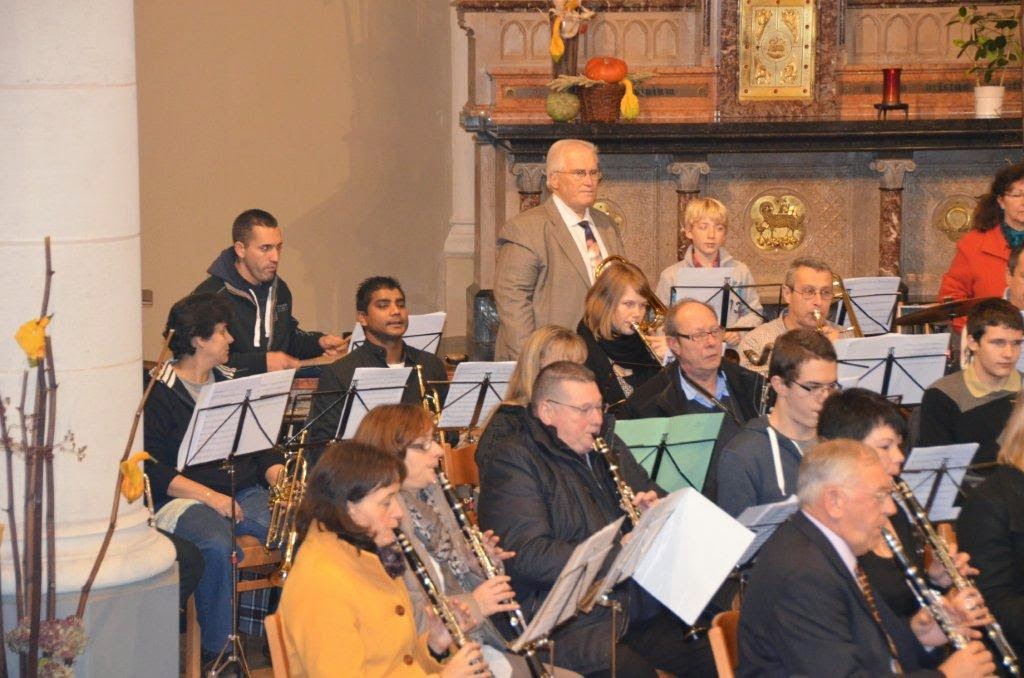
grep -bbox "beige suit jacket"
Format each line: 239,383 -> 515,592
494,198 -> 625,360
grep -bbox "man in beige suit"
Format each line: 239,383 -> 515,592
494,139 -> 626,359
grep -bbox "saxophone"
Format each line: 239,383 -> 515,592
892,477 -> 1020,675
593,435 -> 641,526
265,430 -> 308,585
882,527 -> 970,650
393,528 -> 470,648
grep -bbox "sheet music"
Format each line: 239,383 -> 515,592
437,361 -> 515,429
177,369 -> 296,470
348,311 -> 446,353
340,367 -> 412,439
633,489 -> 754,624
668,267 -> 734,309
509,518 -> 623,653
834,333 -> 950,405
615,413 -> 723,492
839,276 -> 900,336
901,443 -> 978,522
735,496 -> 800,565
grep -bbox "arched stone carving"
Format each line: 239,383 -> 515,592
916,15 -> 941,57
500,21 -> 527,59
590,19 -> 618,55
853,16 -> 880,57
529,20 -> 550,60
884,14 -> 911,55
654,20 -> 680,59
623,20 -> 650,60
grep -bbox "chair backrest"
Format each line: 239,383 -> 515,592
710,610 -> 740,678
264,612 -> 290,678
443,442 -> 480,487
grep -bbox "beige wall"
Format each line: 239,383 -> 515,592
135,1 -> 453,358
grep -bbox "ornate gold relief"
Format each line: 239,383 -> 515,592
933,196 -> 975,242
739,0 -> 816,102
593,199 -> 627,231
749,194 -> 807,251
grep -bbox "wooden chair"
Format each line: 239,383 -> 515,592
709,610 -> 740,678
264,613 -> 290,678
443,442 -> 480,488
183,537 -> 283,676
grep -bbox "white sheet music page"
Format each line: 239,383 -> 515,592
834,333 -> 950,405
669,268 -> 733,308
348,312 -> 447,353
177,369 -> 296,470
901,443 -> 978,522
437,361 -> 515,429
735,496 -> 800,565
840,276 -> 900,336
339,367 -> 413,439
633,488 -> 753,624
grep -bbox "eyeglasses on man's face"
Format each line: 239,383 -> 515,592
546,399 -> 604,416
789,380 -> 841,397
672,327 -> 725,343
553,169 -> 603,181
787,285 -> 835,301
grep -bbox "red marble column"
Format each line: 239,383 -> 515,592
869,158 -> 916,277
668,161 -> 710,259
511,162 -> 544,212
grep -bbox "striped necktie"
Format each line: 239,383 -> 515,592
855,565 -> 904,673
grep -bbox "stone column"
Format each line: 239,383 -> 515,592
869,158 -> 917,277
668,161 -> 711,259
1,2 -> 177,674
511,163 -> 546,212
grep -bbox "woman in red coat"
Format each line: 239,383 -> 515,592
939,163 -> 1024,330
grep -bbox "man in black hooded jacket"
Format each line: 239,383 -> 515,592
193,208 -> 347,375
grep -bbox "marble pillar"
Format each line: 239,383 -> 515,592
1,1 -> 176,674
512,163 -> 545,212
668,161 -> 710,259
869,158 -> 917,277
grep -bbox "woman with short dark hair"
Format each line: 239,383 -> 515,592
277,440 -> 486,677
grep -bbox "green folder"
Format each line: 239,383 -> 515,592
614,413 -> 724,493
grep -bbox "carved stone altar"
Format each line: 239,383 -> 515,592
455,0 -> 1024,344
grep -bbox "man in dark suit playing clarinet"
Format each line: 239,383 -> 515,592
739,439 -> 994,677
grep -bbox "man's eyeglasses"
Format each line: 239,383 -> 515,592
789,380 -> 840,396
547,399 -> 604,416
787,285 -> 835,301
673,327 -> 725,342
553,169 -> 603,181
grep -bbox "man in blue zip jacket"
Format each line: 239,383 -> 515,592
194,208 -> 347,374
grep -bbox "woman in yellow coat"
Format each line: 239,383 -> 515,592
277,440 -> 489,677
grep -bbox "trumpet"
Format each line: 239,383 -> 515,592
882,527 -> 970,651
593,435 -> 641,526
393,528 -> 470,648
813,308 -> 824,333
892,477 -> 1020,675
265,430 -> 309,585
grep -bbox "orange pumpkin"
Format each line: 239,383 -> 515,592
584,56 -> 628,84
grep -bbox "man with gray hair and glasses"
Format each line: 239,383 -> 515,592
494,139 -> 626,359
738,255 -> 854,375
738,438 -> 994,677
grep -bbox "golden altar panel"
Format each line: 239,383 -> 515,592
738,0 -> 816,102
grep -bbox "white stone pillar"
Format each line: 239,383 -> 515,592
0,0 -> 176,668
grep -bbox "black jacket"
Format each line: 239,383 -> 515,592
305,340 -> 448,454
475,403 -> 527,469
577,321 -> 661,408
142,362 -> 283,509
476,410 -> 660,674
616,361 -> 763,499
956,465 -> 1024,657
739,511 -> 941,677
193,247 -> 324,375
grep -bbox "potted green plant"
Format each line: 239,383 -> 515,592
948,5 -> 1023,118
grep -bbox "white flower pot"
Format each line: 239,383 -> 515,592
974,85 -> 1005,118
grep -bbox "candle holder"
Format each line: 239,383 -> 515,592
875,67 -> 909,120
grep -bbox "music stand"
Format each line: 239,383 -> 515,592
670,272 -> 783,328
734,497 -> 800,566
347,312 -> 446,353
901,443 -> 979,522
614,413 -> 722,492
833,333 -> 950,405
436,361 -> 515,433
835,276 -> 900,336
178,371 -> 295,677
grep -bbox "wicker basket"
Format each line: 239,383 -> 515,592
579,82 -> 625,123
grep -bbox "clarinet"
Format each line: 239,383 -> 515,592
882,528 -> 970,650
892,477 -> 1021,675
593,435 -> 641,526
393,529 -> 469,649
437,470 -> 529,632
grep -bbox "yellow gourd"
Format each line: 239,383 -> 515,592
620,78 -> 640,119
549,17 -> 565,62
